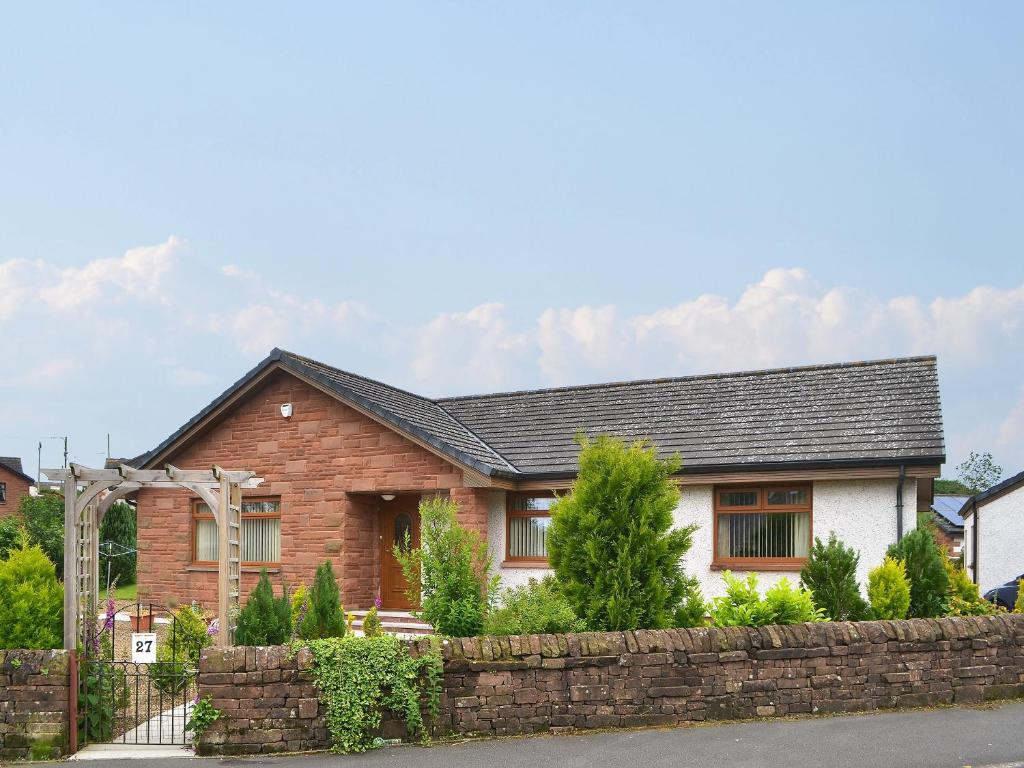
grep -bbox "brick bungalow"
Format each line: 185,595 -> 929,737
0,456 -> 35,515
132,349 -> 944,613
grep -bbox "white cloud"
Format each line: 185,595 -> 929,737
412,303 -> 529,392
38,236 -> 184,313
0,356 -> 79,388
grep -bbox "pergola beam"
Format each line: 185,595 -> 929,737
51,463 -> 261,650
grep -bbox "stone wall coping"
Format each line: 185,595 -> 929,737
199,615 -> 1024,669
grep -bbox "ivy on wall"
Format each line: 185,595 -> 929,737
304,635 -> 441,753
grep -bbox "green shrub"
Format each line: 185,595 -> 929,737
1015,580 -> 1024,613
98,501 -> 137,586
306,634 -> 441,753
151,604 -> 211,693
943,557 -> 995,616
235,569 -> 292,645
0,515 -> 25,559
361,606 -> 384,637
886,527 -> 949,618
799,533 -> 870,621
291,584 -> 308,623
297,561 -> 346,640
673,580 -> 709,627
483,577 -> 586,635
16,494 -> 64,578
0,543 -> 63,649
393,496 -> 496,637
867,556 -> 911,620
548,436 -> 698,631
709,572 -> 823,627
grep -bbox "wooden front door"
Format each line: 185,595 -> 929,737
380,498 -> 420,610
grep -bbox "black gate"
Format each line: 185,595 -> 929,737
79,602 -> 200,746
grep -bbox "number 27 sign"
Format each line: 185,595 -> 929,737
131,633 -> 157,664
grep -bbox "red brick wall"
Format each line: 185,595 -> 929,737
136,370 -> 473,610
0,466 -> 32,517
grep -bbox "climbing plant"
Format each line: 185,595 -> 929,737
305,634 -> 441,753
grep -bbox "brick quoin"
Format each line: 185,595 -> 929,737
136,370 -> 484,609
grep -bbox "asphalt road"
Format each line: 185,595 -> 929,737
59,701 -> 1024,768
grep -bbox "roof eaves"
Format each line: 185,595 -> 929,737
0,457 -> 35,484
958,468 -> 1024,517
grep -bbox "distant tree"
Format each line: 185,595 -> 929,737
933,478 -> 971,495
99,501 -> 137,587
17,494 -> 64,578
956,451 -> 1002,495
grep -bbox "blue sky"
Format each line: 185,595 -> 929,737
1,3 -> 1021,479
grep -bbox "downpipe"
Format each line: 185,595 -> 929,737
896,464 -> 906,542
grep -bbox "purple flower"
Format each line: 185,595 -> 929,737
207,619 -> 219,637
374,595 -> 382,610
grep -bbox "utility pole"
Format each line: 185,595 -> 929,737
50,436 -> 68,469
36,441 -> 42,483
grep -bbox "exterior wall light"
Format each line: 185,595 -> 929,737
380,493 -> 396,502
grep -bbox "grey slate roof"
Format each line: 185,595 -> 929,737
0,456 -> 34,484
439,356 -> 945,476
138,352 -> 945,480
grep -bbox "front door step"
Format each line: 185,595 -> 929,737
70,743 -> 195,760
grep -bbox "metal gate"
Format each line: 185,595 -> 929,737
78,602 -> 199,747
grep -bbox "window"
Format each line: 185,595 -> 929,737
713,485 -> 811,569
193,498 -> 281,565
0,482 -> 6,504
506,493 -> 555,562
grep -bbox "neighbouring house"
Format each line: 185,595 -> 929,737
929,494 -> 967,558
131,349 -> 944,613
961,469 -> 1024,592
0,456 -> 35,515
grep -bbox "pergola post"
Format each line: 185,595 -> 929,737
62,474 -> 79,651
217,473 -> 230,647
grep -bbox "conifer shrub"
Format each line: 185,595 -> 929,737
235,569 -> 292,645
98,500 -> 137,586
867,556 -> 911,620
799,533 -> 870,621
361,606 -> 384,637
943,557 -> 997,616
0,543 -> 63,649
483,577 -> 586,636
393,496 -> 496,637
296,561 -> 346,640
886,527 -> 949,617
547,436 -> 699,631
1015,580 -> 1024,614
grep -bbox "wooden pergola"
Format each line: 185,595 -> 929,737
43,463 -> 263,650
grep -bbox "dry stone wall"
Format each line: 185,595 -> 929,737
197,615 -> 1024,755
0,650 -> 70,761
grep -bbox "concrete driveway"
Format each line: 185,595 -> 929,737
51,700 -> 1024,768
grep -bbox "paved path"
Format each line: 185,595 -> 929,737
49,700 -> 1024,767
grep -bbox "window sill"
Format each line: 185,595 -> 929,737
186,565 -> 281,574
711,560 -> 806,572
501,560 -> 551,569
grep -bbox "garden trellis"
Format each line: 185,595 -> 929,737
43,463 -> 263,650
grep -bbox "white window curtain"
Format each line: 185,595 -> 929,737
509,516 -> 551,558
717,512 -> 810,559
195,501 -> 280,563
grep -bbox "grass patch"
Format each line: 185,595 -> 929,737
113,582 -> 137,601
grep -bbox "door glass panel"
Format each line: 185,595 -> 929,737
394,512 -> 413,551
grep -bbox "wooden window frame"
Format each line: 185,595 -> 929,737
191,496 -> 282,567
505,492 -> 555,566
712,483 -> 812,571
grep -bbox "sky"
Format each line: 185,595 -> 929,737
1,3 -> 1022,480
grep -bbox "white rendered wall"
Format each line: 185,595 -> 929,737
971,487 -> 1024,593
488,478 -> 917,599
677,478 -> 916,599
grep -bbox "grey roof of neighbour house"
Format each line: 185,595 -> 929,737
958,469 -> 1024,517
137,351 -> 945,480
0,456 -> 34,484
931,495 -> 969,531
